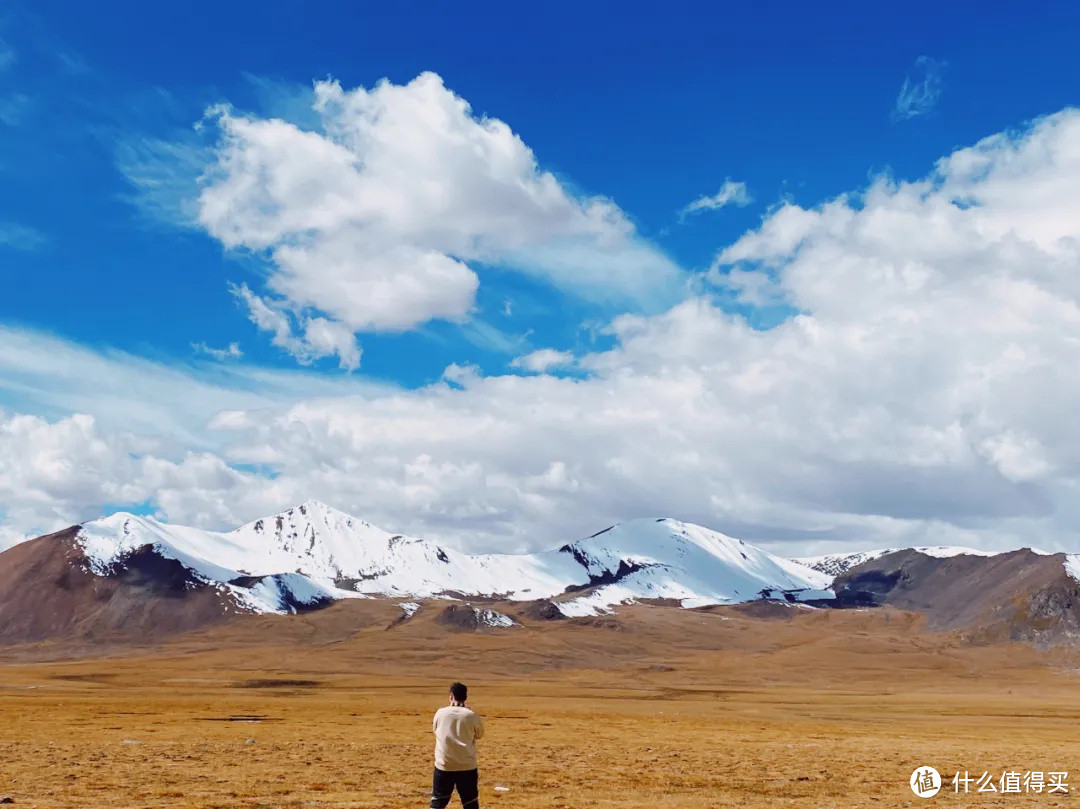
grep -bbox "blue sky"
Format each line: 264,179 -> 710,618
4,0 -> 1077,382
3,1 -> 1080,554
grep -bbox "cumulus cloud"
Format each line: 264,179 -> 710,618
893,56 -> 946,121
510,349 -> 576,374
6,110 -> 1080,559
680,179 -> 752,218
190,73 -> 683,365
0,411 -> 256,549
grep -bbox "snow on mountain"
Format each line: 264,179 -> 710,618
229,500 -> 585,600
795,546 -> 996,578
236,573 -> 340,614
71,502 -> 834,616
76,506 -> 366,614
554,519 -> 834,616
475,608 -> 515,628
1061,555 -> 1080,586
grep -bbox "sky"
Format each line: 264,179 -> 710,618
2,1 -> 1080,556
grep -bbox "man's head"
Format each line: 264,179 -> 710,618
449,682 -> 468,704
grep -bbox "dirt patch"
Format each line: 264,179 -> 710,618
236,678 -> 321,689
568,615 -> 622,630
51,672 -> 117,683
435,604 -> 480,631
517,600 -> 566,621
723,601 -> 805,620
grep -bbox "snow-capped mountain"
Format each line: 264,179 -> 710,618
59,501 -> 833,616
554,519 -> 832,616
13,503 -> 1080,647
16,504 -> 1080,647
794,546 -> 996,578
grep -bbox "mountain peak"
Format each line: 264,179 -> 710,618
93,510 -> 159,527
238,500 -> 381,538
285,499 -> 356,519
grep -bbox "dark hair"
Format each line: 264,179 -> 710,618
449,682 -> 468,703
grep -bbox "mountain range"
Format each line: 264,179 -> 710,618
0,501 -> 831,642
5,500 -> 1080,647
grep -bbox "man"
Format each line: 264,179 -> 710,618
431,682 -> 485,809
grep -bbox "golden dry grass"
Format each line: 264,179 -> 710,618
3,602 -> 1080,808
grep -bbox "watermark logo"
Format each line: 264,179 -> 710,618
953,770 -> 1068,794
908,767 -> 1069,797
911,766 -> 942,798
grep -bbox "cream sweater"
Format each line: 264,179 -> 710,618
433,704 -> 485,771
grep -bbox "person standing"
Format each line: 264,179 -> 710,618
431,682 -> 485,809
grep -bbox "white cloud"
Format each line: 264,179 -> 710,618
893,56 -> 945,121
300,316 -> 362,371
680,179 -> 752,218
511,349 -> 575,374
7,110 -> 1080,559
186,72 -> 682,363
231,283 -> 361,370
192,342 -> 243,361
0,323 -> 386,449
0,410 -> 258,549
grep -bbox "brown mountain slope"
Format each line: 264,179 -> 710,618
0,528 -> 245,643
832,548 -> 1080,645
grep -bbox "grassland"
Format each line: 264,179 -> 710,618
2,602 -> 1080,808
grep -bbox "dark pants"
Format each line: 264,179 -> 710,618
431,767 -> 479,809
